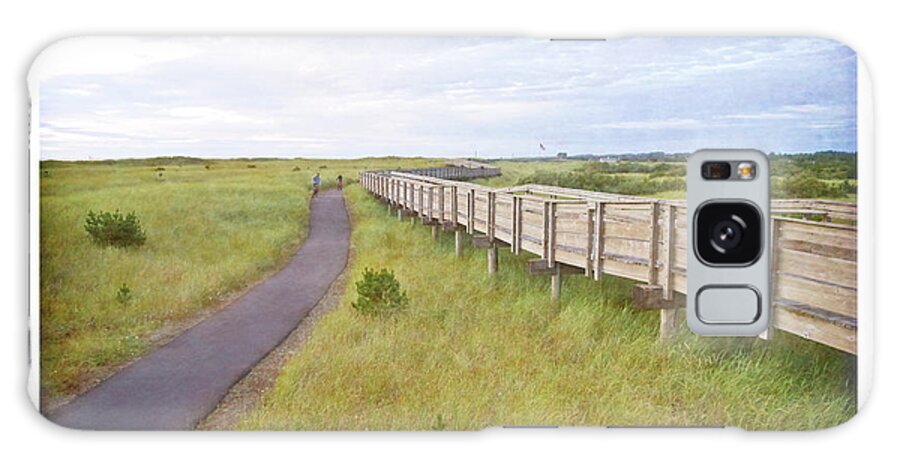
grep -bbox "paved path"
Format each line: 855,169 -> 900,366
50,189 -> 350,430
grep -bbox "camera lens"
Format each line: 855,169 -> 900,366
695,202 -> 762,265
710,217 -> 744,252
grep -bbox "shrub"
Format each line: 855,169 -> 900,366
116,283 -> 133,305
84,210 -> 147,248
247,164 -> 257,169
351,268 -> 408,317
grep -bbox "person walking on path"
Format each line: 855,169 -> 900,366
312,172 -> 321,197
337,174 -> 343,190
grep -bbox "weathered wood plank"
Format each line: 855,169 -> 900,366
776,273 -> 856,318
774,302 -> 857,354
526,258 -> 582,276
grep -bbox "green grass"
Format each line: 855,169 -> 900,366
476,159 -> 856,202
39,157 -> 442,397
238,186 -> 856,430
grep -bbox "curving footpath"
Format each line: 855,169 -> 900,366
49,189 -> 350,430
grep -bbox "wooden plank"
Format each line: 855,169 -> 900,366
776,273 -> 856,318
777,219 -> 856,249
632,284 -> 680,310
777,248 -> 856,289
774,303 -> 857,354
526,258 -> 582,276
471,235 -> 492,249
604,220 -> 651,240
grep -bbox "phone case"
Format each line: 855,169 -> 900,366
29,36 -> 870,431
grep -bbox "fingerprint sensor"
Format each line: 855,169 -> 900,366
696,286 -> 761,324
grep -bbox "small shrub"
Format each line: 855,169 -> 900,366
205,164 -> 211,170
84,210 -> 147,248
351,268 -> 409,317
292,166 -> 302,172
154,167 -> 166,171
116,283 -> 133,305
247,164 -> 257,169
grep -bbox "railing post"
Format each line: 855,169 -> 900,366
547,201 -> 557,267
541,200 -> 550,262
487,191 -> 496,243
648,201 -> 660,285
451,186 -> 459,226
760,217 -> 780,341
467,189 -> 474,234
439,186 -> 445,223
593,202 -> 605,281
585,204 -> 594,277
663,204 -> 677,300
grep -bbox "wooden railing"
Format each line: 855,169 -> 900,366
358,170 -> 858,355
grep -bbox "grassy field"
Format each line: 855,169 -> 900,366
39,156 -> 441,398
477,156 -> 857,201
238,185 -> 856,430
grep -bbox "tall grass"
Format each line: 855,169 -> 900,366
39,157 -> 441,397
239,186 -> 856,430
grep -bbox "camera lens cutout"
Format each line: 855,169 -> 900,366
695,202 -> 762,265
701,161 -> 731,180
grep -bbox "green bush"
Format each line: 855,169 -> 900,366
351,267 -> 408,317
783,172 -> 841,198
116,283 -> 133,305
84,210 -> 147,248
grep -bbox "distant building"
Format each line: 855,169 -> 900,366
556,152 -> 568,160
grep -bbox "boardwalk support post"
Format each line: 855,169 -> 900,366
632,284 -> 684,340
455,229 -> 463,258
660,308 -> 678,340
550,265 -> 561,303
526,259 -> 580,303
488,242 -> 498,275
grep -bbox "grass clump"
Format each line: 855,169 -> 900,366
351,268 -> 408,317
84,210 -> 147,248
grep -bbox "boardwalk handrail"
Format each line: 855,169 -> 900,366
358,169 -> 858,355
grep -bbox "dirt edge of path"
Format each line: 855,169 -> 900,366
195,246 -> 355,430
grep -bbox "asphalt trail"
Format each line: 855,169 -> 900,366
49,189 -> 350,430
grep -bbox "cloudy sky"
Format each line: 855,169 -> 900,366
31,37 -> 857,160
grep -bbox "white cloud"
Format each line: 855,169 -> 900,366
35,37 -> 857,159
30,37 -> 200,83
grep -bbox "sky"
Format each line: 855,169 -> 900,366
31,37 -> 857,160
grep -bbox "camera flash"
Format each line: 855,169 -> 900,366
737,162 -> 756,180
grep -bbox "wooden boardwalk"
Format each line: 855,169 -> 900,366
359,167 -> 857,355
